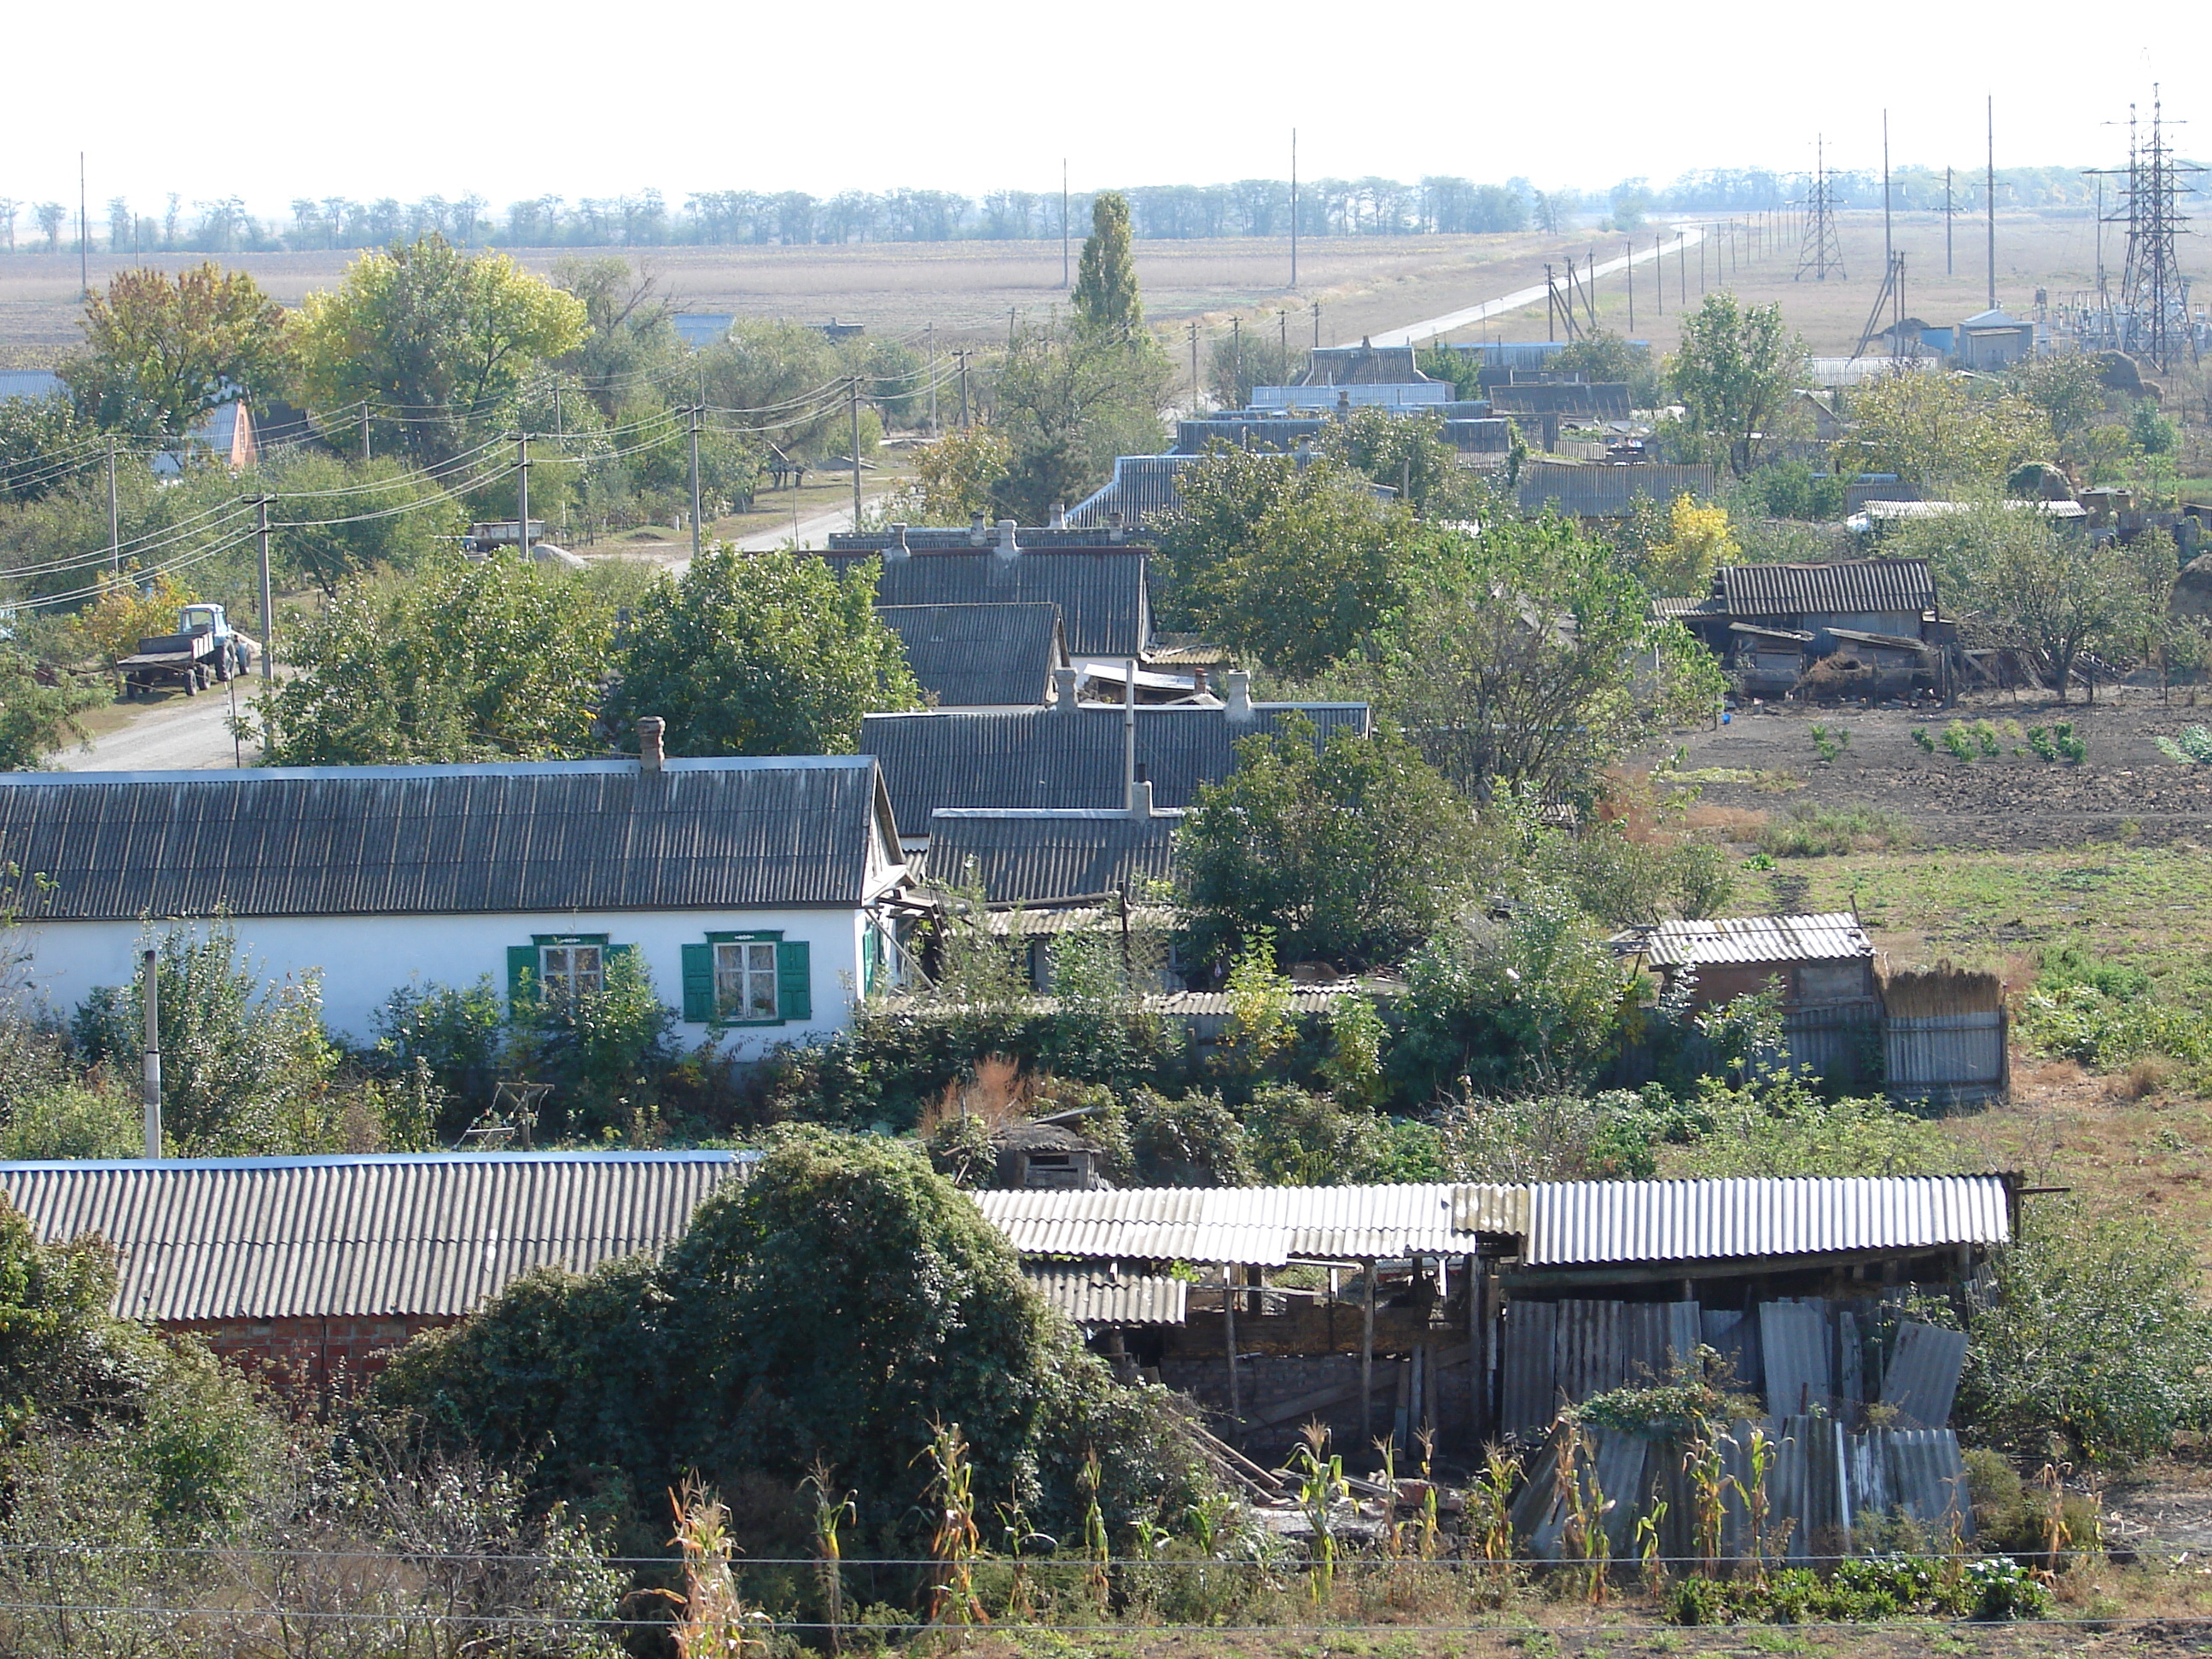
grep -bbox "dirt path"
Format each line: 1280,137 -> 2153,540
53,681 -> 262,772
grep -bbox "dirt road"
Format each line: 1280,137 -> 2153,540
54,683 -> 262,772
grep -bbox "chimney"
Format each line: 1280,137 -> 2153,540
1049,502 -> 1066,529
1122,661 -> 1139,811
1055,666 -> 1080,711
885,522 -> 911,561
637,716 -> 666,772
969,511 -> 988,545
1224,670 -> 1254,722
1127,768 -> 1154,820
995,519 -> 1020,560
1108,509 -> 1125,544
1192,667 -> 1209,698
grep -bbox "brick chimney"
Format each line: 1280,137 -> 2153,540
637,717 -> 666,772
1049,502 -> 1066,529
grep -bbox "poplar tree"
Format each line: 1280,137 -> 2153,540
1071,191 -> 1142,336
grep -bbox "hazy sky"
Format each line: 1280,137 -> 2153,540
7,0 -> 2201,214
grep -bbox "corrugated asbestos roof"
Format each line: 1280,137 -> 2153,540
1717,558 -> 1936,620
973,1184 -> 1527,1266
1068,456 -> 1200,527
1640,913 -> 1874,968
0,1153 -> 757,1322
1522,1177 -> 2010,1267
822,549 -> 1148,657
1516,463 -> 1716,517
928,809 -> 1180,903
862,703 -> 1371,830
0,759 -> 901,919
1022,1266 -> 1188,1326
876,603 -> 1064,707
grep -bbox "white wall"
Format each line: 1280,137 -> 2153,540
16,907 -> 871,1056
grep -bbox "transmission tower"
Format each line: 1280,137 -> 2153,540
2092,88 -> 2203,371
1796,135 -> 1846,282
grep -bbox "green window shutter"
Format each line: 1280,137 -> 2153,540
607,941 -> 636,966
680,943 -> 716,1024
777,940 -> 812,1023
506,945 -> 538,1010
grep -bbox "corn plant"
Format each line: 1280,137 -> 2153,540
1911,726 -> 1936,753
1079,1447 -> 1111,1615
799,1457 -> 856,1650
1412,1429 -> 1443,1563
1634,1497 -> 1670,1593
1683,1423 -> 1731,1575
663,1481 -> 771,1659
1808,724 -> 1849,763
1736,1423 -> 1786,1580
1466,1443 -> 1520,1565
1290,1421 -> 1349,1606
2035,1461 -> 2073,1577
1552,1419 -> 1613,1606
919,1418 -> 987,1627
993,1500 -> 1037,1624
1373,1438 -> 1405,1559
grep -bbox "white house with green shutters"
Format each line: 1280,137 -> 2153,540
0,755 -> 911,1055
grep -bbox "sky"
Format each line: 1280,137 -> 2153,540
4,0 -> 2203,215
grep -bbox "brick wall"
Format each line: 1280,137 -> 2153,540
172,1315 -> 457,1393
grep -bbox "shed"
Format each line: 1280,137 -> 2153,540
1714,557 -> 1936,637
926,807 -> 1180,904
992,1120 -> 1109,1190
1634,912 -> 1877,1011
822,533 -> 1150,660
0,1152 -> 758,1386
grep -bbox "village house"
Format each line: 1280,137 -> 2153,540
860,672 -> 1369,853
0,736 -> 910,1050
874,602 -> 1069,711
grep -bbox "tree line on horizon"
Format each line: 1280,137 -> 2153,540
0,161 -> 2145,259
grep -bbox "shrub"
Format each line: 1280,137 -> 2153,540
1663,1078 -> 1965,1179
373,977 -> 506,1139
505,949 -> 678,1141
1957,1198 -> 2212,1464
1437,1091 -> 1668,1182
1755,802 -> 1912,857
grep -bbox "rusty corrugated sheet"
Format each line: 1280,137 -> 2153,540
1522,1176 -> 2011,1267
1641,912 -> 1873,968
1717,557 -> 1936,620
1022,1266 -> 1186,1326
0,760 -> 890,919
974,1183 -> 1519,1266
0,1153 -> 755,1322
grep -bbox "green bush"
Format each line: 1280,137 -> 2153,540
1664,1077 -> 1965,1179
505,949 -> 677,1141
1957,1197 -> 2212,1464
1437,1091 -> 1668,1182
1756,802 -> 1912,857
373,977 -> 506,1138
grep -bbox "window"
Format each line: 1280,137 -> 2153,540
540,941 -> 603,1000
715,940 -> 779,1022
682,932 -> 811,1026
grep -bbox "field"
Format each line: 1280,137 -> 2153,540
0,208 -> 2106,370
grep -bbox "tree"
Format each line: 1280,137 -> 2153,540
259,554 -> 612,764
256,452 -> 463,596
1318,406 -> 1461,512
0,646 -> 97,771
1973,512 -> 2140,701
1177,716 -> 1476,970
375,1129 -> 1213,1546
1668,294 -> 1803,475
605,549 -> 920,756
1550,329 -> 1659,405
910,424 -> 1010,521
70,569 -> 199,666
1152,445 -> 1417,677
0,393 -> 97,504
294,235 -> 586,463
60,264 -> 293,439
550,256 -> 678,422
1371,515 -> 1726,804
1635,493 -> 1738,597
1838,370 -> 2054,487
987,319 -> 1173,524
1071,190 -> 1142,336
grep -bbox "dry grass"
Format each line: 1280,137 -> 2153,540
915,1054 -> 1030,1138
1681,802 -> 1769,839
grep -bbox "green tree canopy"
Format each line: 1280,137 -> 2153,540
1072,190 -> 1142,336
605,549 -> 920,756
987,320 -> 1173,524
61,264 -> 293,439
550,256 -> 680,422
259,554 -> 612,764
1370,515 -> 1726,804
1668,294 -> 1804,475
294,236 -> 586,463
1177,716 -> 1476,970
0,393 -> 99,504
1318,406 -> 1463,513
0,646 -> 96,771
375,1128 -> 1212,1548
1837,371 -> 2055,486
1152,445 -> 1421,677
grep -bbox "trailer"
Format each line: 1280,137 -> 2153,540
116,603 -> 257,698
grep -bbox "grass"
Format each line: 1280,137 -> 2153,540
1755,804 -> 1912,859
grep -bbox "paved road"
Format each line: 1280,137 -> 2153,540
1358,224 -> 1708,348
55,679 -> 264,773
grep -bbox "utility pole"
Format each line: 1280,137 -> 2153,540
1626,241 -> 1634,330
515,432 -> 532,562
957,349 -> 971,428
1883,109 -> 1894,271
1311,299 -> 1320,347
1188,322 -> 1200,410
848,377 -> 862,531
1231,317 -> 1242,403
1986,95 -> 1998,311
926,321 -> 937,437
688,403 -> 703,561
1678,232 -> 1687,306
141,947 -> 160,1160
1655,234 -> 1663,317
255,495 -> 274,681
1289,128 -> 1299,289
360,403 -> 371,463
1944,166 -> 1955,275
78,152 -> 88,299
106,435 -> 119,573
1062,159 -> 1071,289
1278,308 -> 1288,372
